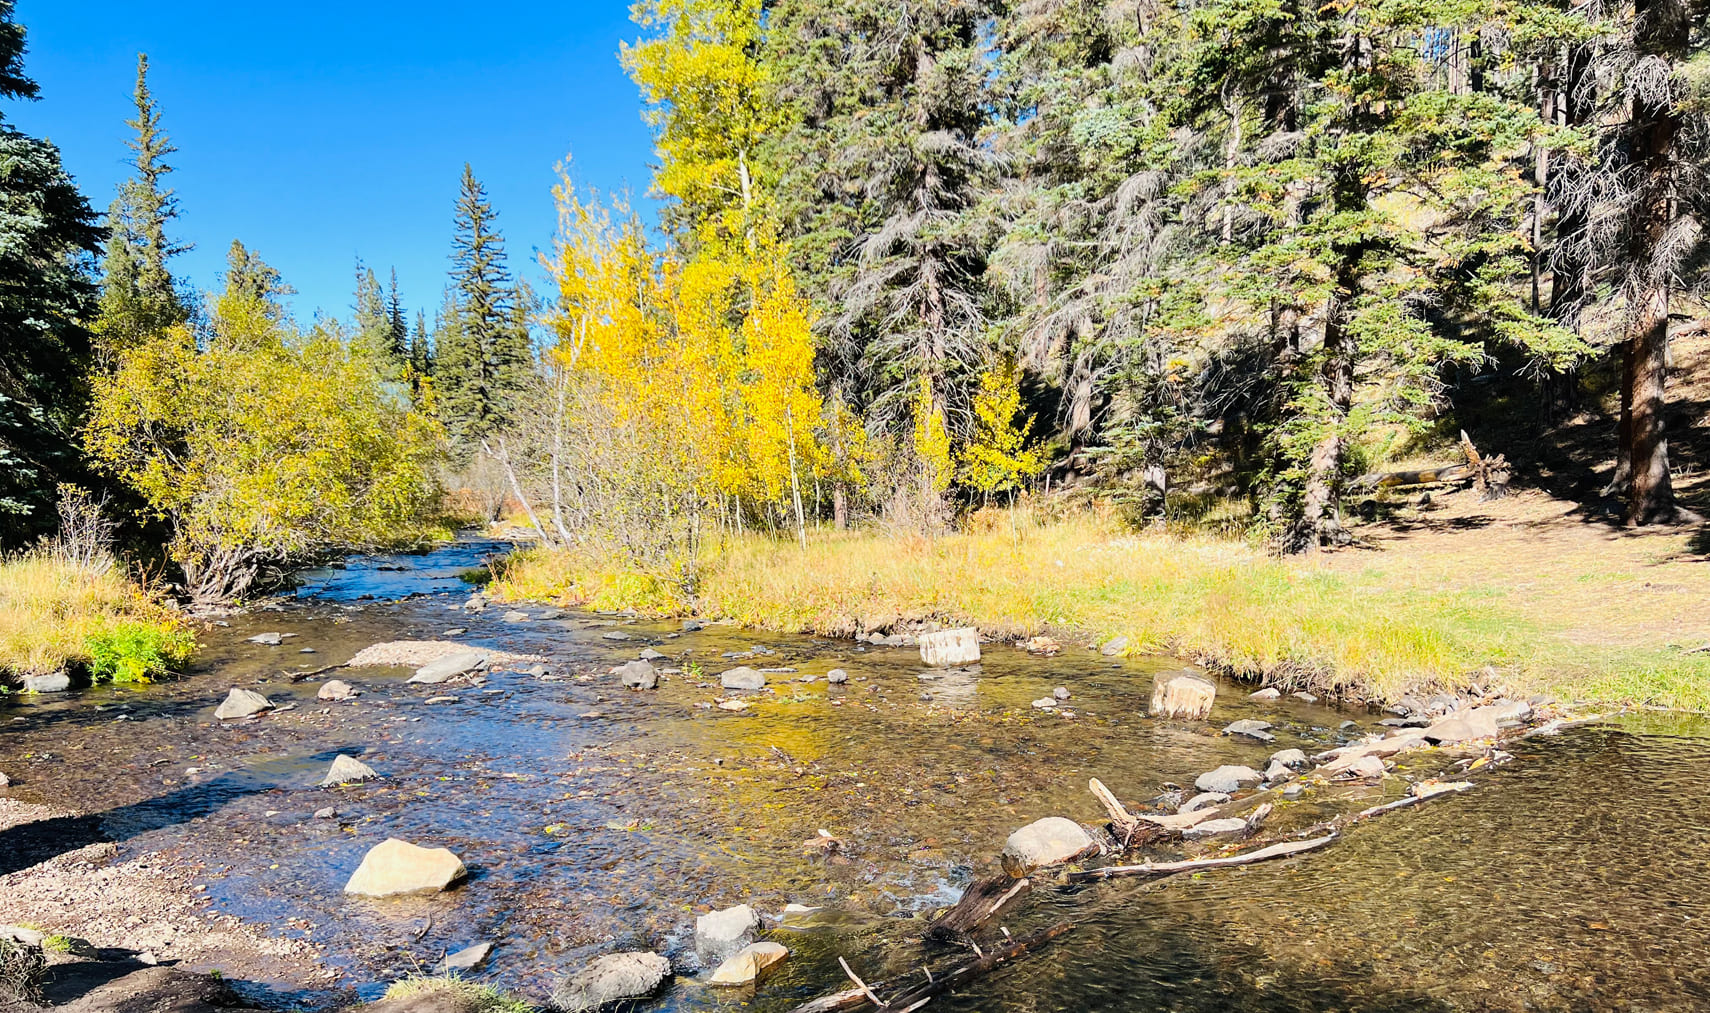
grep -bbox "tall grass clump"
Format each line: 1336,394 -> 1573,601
380,974 -> 534,1013
0,487 -> 193,687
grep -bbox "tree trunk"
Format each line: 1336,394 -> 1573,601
1299,269 -> 1355,550
1544,42 -> 1592,423
833,482 -> 848,530
1621,0 -> 1688,524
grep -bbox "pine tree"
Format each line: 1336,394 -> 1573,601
437,164 -> 529,453
351,258 -> 395,366
95,53 -> 188,357
0,0 -> 105,545
387,268 -> 408,363
410,309 -> 432,377
220,240 -> 294,324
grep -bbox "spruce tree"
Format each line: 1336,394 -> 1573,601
410,308 -> 432,377
96,53 -> 188,356
387,268 -> 408,364
351,258 -> 393,365
0,0 -> 105,545
438,164 -> 529,452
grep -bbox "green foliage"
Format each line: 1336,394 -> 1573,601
0,2 -> 104,549
86,251 -> 445,604
86,620 -> 193,684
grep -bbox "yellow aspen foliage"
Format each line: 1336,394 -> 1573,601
911,374 -> 953,494
85,290 -> 445,604
960,361 -> 1046,495
621,0 -> 780,237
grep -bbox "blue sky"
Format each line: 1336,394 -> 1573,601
14,0 -> 658,326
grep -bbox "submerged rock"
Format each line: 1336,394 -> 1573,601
1000,817 -> 1097,877
639,648 -> 667,661
408,650 -> 488,684
1099,636 -> 1130,657
552,952 -> 671,1013
1292,691 -> 1319,703
601,631 -> 633,641
319,754 -> 380,786
436,942 -> 493,973
214,688 -> 272,720
1222,718 -> 1275,742
918,627 -> 981,666
720,667 -> 767,691
1183,817 -> 1248,839
1269,748 -> 1309,769
1194,765 -> 1262,794
1150,673 -> 1216,720
501,610 -> 530,623
1180,791 -> 1230,813
1248,687 -> 1281,700
343,838 -> 465,897
317,680 -> 356,701
247,632 -> 283,646
613,660 -> 659,690
696,904 -> 761,964
710,941 -> 789,985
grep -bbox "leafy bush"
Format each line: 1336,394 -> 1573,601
87,621 -> 194,684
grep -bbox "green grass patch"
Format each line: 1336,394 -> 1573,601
0,551 -> 193,686
380,974 -> 533,1012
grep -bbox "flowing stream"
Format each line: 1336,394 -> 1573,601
3,539 -> 1707,1011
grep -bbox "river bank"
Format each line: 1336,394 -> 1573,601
490,486 -> 1710,711
3,540 -> 1709,1013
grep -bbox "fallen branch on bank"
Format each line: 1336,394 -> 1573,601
788,923 -> 1075,1013
1066,832 -> 1337,883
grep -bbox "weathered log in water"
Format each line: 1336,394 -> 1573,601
925,874 -> 1030,940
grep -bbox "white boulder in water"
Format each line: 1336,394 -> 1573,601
918,627 -> 980,666
343,838 -> 465,897
214,688 -> 272,720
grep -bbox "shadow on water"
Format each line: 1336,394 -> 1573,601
0,747 -> 362,875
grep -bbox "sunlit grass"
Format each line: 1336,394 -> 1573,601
380,974 -> 533,1013
0,551 -> 193,685
492,511 -> 1710,709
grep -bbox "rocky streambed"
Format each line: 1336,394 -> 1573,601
2,539 -> 1709,1012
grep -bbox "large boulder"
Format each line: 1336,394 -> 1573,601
551,952 -> 671,1012
408,650 -> 487,685
343,838 -> 466,897
214,688 -> 272,720
613,660 -> 659,690
1194,765 -> 1262,794
319,754 -> 379,787
1150,674 -> 1216,720
709,941 -> 789,985
720,667 -> 767,692
1000,817 -> 1097,877
918,628 -> 981,667
696,904 -> 761,964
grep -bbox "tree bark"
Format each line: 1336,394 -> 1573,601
1299,263 -> 1356,550
1621,0 -> 1688,524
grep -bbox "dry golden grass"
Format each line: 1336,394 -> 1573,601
0,551 -> 192,685
493,502 -> 1710,708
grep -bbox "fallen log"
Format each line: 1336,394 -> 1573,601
288,662 -> 345,682
787,923 -> 1076,1013
1065,832 -> 1337,883
926,874 -> 1030,940
1354,780 -> 1473,819
1351,464 -> 1471,491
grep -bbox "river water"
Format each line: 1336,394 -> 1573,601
2,540 -> 1707,1012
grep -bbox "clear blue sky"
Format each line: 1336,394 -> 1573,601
13,0 -> 658,326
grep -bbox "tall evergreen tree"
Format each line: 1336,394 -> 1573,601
96,53 -> 188,357
0,0 -> 105,545
351,258 -> 394,365
437,164 -> 530,452
219,240 -> 293,327
410,308 -> 432,377
387,268 -> 409,364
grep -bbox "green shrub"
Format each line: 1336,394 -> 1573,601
86,622 -> 194,684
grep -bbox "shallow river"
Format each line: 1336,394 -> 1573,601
3,540 -> 1708,1012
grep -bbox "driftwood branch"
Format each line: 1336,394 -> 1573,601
926,874 -> 1031,940
1066,833 -> 1337,883
1458,431 -> 1511,501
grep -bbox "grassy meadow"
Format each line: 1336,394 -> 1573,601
0,551 -> 194,688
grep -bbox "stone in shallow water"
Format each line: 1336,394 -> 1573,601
696,904 -> 761,964
1001,817 -> 1096,877
1180,791 -> 1230,813
247,632 -> 283,645
613,660 -> 659,690
317,680 -> 356,701
1100,636 -> 1130,656
1269,748 -> 1309,769
601,630 -> 633,641
826,669 -> 849,684
1222,718 -> 1275,742
22,672 -> 70,694
408,650 -> 487,684
318,754 -> 379,787
436,942 -> 492,973
502,610 -> 530,623
214,688 -> 272,720
1183,817 -> 1248,839
918,627 -> 981,666
552,952 -> 671,1013
343,838 -> 465,897
639,648 -> 667,661
1249,687 -> 1281,700
1151,674 -> 1216,719
720,667 -> 767,691
1194,765 -> 1262,794
710,941 -> 789,985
